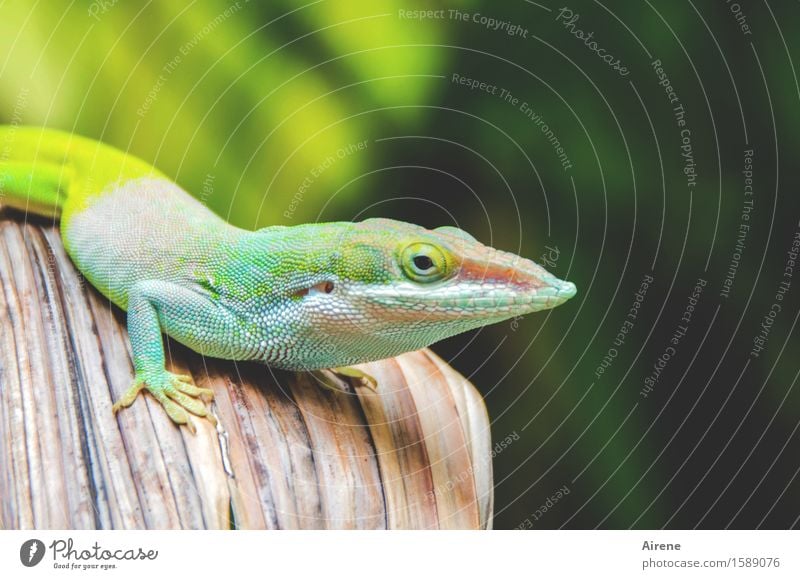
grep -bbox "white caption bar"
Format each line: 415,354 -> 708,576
0,530 -> 796,578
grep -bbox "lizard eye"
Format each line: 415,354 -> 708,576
401,243 -> 451,283
413,255 -> 434,271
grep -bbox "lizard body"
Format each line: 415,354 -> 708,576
0,126 -> 576,431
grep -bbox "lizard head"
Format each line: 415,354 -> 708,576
257,217 -> 576,368
344,217 -> 576,322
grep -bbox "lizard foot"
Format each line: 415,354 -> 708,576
112,371 -> 216,434
330,366 -> 378,392
311,367 -> 378,394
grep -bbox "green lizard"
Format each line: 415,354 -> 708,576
0,126 -> 577,432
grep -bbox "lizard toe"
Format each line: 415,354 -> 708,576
111,380 -> 145,414
164,386 -> 209,418
150,388 -> 196,434
172,378 -> 215,402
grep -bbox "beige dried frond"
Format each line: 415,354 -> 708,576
0,218 -> 493,530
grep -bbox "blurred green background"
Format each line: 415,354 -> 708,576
2,0 -> 798,528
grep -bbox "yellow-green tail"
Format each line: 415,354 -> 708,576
0,126 -> 160,219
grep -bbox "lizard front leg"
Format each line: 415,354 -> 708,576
112,280 -> 217,433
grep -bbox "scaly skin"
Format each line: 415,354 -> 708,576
0,126 -> 577,431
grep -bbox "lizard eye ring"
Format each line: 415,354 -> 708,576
400,243 -> 451,283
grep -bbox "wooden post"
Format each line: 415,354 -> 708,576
0,215 -> 493,529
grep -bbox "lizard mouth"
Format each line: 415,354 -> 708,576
361,277 -> 576,319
